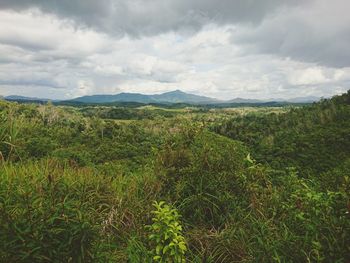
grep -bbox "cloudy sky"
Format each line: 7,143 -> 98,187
0,0 -> 349,100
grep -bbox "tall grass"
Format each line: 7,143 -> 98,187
0,158 -> 160,262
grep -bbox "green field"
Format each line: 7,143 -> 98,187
0,92 -> 349,262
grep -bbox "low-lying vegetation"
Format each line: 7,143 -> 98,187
0,92 -> 349,262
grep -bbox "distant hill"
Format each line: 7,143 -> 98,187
227,96 -> 320,104
70,93 -> 154,104
5,95 -> 51,103
3,90 -> 321,105
227,98 -> 264,103
70,90 -> 220,104
153,90 -> 221,104
286,96 -> 320,103
213,90 -> 350,175
5,95 -> 49,101
69,90 -> 322,105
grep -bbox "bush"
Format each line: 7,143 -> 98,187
147,201 -> 187,262
156,129 -> 247,227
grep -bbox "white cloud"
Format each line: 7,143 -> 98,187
0,4 -> 349,100
288,67 -> 328,86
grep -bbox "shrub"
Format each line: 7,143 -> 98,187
156,130 -> 247,227
147,201 -> 187,262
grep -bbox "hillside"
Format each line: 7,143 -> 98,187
70,90 -> 219,104
5,95 -> 50,102
0,92 -> 349,262
213,90 -> 350,175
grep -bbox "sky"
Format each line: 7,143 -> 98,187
0,0 -> 349,100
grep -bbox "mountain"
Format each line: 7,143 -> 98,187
227,96 -> 321,104
152,90 -> 219,104
5,95 -> 50,102
286,96 -> 320,103
71,90 -> 219,104
71,93 -> 155,104
3,91 -> 321,105
227,98 -> 264,103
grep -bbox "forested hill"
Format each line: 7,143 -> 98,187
212,90 -> 350,176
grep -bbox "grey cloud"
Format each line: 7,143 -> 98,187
3,0 -> 348,68
0,37 -> 53,52
232,0 -> 350,67
7,0 -> 342,69
0,0 -> 303,36
0,0 -> 349,100
0,79 -> 65,89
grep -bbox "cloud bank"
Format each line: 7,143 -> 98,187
0,0 -> 349,99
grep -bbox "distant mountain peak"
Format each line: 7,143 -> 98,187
161,89 -> 186,95
70,90 -> 219,104
171,89 -> 185,93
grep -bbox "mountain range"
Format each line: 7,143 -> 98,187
70,90 -> 219,104
4,95 -> 50,102
2,90 -> 320,105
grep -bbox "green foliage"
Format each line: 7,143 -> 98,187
0,161 -> 103,262
212,91 -> 350,176
79,106 -> 179,120
127,236 -> 150,263
147,201 -> 187,263
157,128 -> 247,227
0,91 -> 349,262
0,107 -> 24,161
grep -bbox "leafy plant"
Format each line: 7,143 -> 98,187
147,201 -> 187,262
